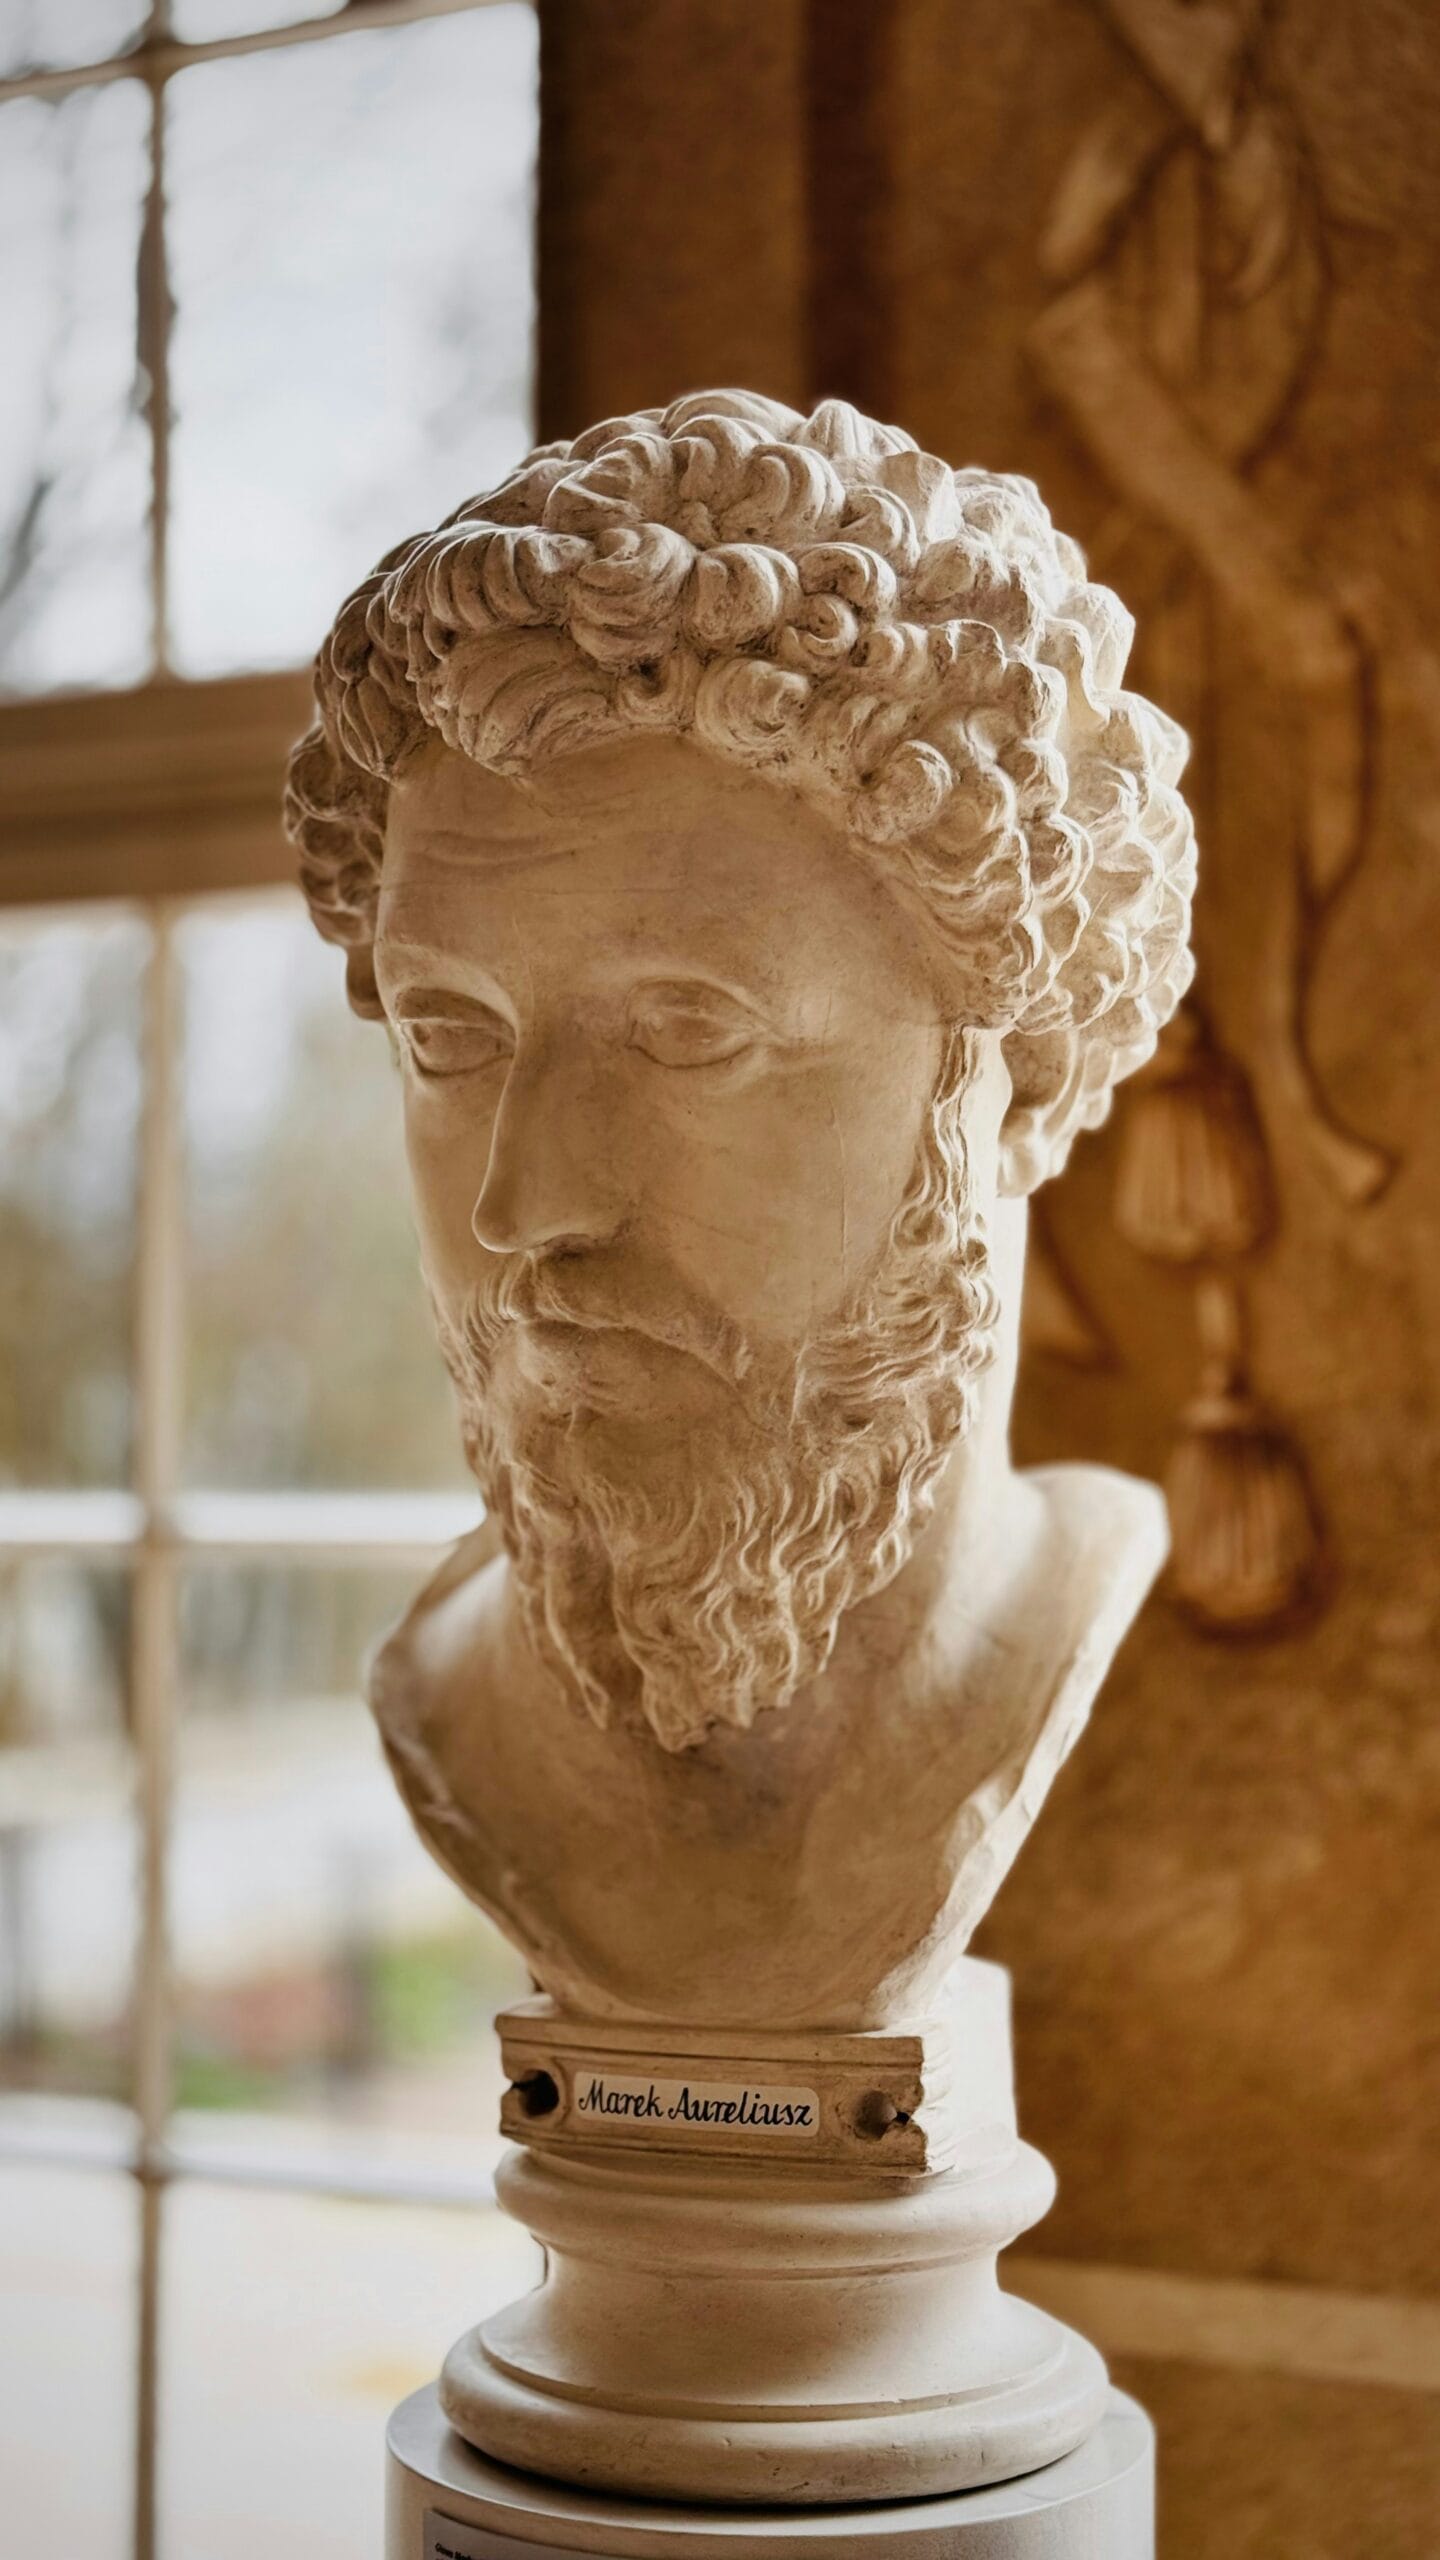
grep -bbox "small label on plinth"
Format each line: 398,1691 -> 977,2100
573,2070 -> 819,2135
494,1996 -> 974,2173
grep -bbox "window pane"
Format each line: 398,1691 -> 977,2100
0,2167 -> 136,2558
0,1 -> 146,79
163,2181 -> 537,2560
0,80 -> 151,697
173,1563 -> 523,2186
171,0 -> 342,35
166,4 -> 537,677
179,891 -> 469,1490
0,1559 -> 138,2112
0,907 -> 146,1488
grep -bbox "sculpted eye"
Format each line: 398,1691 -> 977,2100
400,1010 -> 513,1080
627,982 -> 761,1070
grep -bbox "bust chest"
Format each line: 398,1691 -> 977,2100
385,1582 -> 973,2026
372,1467 -> 1162,2028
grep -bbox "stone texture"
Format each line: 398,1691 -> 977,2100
871,0 -> 1440,2302
1108,2357 -> 1440,2560
287,384 -> 1195,2498
287,393 -> 1193,2024
387,2383 -> 1156,2559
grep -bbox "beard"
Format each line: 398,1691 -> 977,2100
432,1030 -> 999,1752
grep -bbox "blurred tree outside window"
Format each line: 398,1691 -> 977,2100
0,11 -> 538,2556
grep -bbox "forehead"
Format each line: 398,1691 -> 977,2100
377,733 -> 932,1001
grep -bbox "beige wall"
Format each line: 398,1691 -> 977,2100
539,3 -> 1440,2548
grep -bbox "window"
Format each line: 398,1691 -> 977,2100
1,0 -> 536,694
0,9 -> 538,2554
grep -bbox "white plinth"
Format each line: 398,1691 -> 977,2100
440,1967 -> 1107,2506
386,2384 -> 1155,2559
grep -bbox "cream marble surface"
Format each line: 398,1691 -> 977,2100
284,390 -> 1194,2503
388,2382 -> 1155,2557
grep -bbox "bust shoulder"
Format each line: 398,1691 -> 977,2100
901,1458 -> 1167,1964
366,1520 -> 520,1921
1018,1461 -> 1169,1673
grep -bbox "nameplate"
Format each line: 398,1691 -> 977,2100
494,1998 -> 997,2174
574,2069 -> 820,2136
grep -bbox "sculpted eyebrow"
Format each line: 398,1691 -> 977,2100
389,984 -> 507,1021
629,974 -> 767,1012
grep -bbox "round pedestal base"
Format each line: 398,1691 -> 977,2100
386,2384 -> 1155,2559
441,2142 -> 1108,2505
441,2291 -> 1107,2510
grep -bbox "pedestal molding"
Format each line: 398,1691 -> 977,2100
385,2383 -> 1155,2557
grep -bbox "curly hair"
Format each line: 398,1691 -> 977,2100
284,389 -> 1194,1189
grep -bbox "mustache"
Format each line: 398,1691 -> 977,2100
460,1249 -> 760,1399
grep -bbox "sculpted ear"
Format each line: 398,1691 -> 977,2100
345,945 -> 386,1022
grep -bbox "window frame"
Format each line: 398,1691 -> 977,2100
0,9 -> 530,2554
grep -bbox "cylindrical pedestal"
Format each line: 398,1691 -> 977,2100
440,1965 -> 1107,2506
386,2383 -> 1155,2559
442,2146 -> 1106,2505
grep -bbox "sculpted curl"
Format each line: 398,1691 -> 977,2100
284,389 -> 1195,1187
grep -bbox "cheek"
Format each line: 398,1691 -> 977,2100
640,1023 -> 942,1335
400,1083 -> 497,1311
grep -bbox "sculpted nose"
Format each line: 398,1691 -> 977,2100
470,1048 -> 625,1256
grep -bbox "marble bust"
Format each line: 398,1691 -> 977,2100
286,390 -> 1195,2506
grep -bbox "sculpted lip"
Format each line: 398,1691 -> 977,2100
510,1317 -> 652,1378
503,1314 -> 737,1421
510,1313 -> 718,1364
468,1271 -> 757,1398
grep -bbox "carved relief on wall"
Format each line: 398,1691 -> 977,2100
1027,0 -> 1396,1633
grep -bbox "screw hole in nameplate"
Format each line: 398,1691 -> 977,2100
513,2068 -> 562,2119
852,2088 -> 910,2140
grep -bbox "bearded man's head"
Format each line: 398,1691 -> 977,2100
285,391 -> 1195,1750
